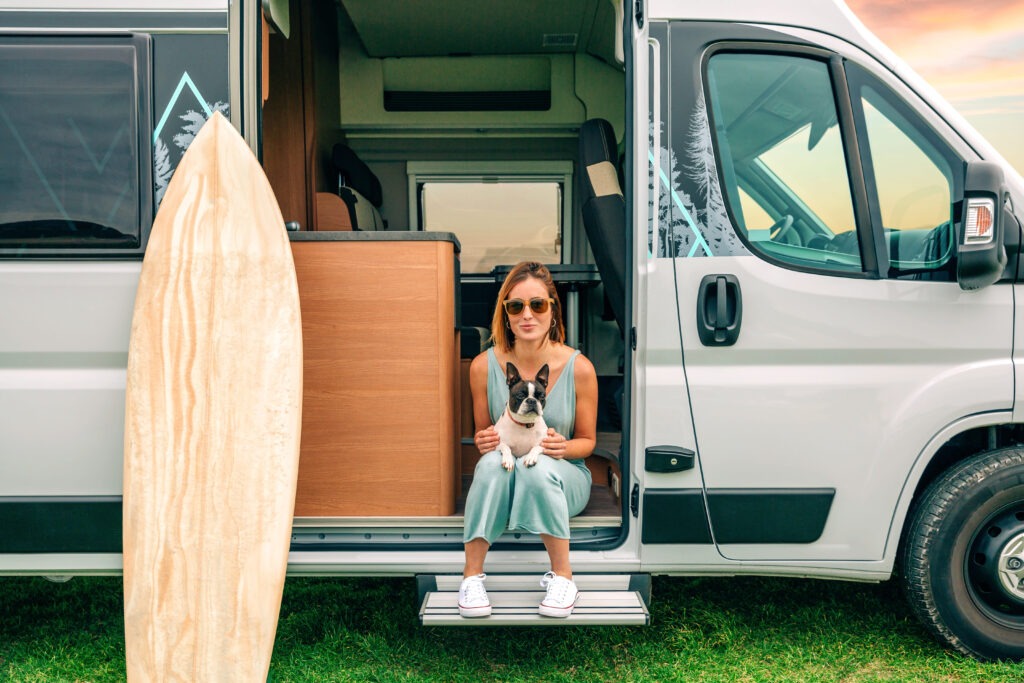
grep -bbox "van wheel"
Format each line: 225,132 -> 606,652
902,447 -> 1024,661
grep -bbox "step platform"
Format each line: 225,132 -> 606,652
418,574 -> 651,626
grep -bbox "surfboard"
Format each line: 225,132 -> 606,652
123,112 -> 302,681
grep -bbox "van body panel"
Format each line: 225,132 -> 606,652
1,0 -> 1022,609
0,262 -> 139,497
674,255 -> 1013,561
0,1 -> 227,10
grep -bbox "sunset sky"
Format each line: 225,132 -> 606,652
846,0 -> 1024,176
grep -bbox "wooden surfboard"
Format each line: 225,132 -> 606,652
123,112 -> 302,681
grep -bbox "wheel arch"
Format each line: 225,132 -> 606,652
885,412 -> 1024,563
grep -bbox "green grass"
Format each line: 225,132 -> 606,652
1,575 -> 1022,682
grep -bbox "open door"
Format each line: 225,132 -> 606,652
632,17 -> 719,572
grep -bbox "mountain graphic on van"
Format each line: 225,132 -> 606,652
153,71 -> 228,206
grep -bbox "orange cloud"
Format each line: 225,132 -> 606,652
847,0 -> 1024,38
845,0 -> 1024,174
846,0 -> 1024,111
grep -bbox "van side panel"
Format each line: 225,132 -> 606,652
0,13 -> 228,567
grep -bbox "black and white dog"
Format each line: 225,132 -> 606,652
495,362 -> 549,472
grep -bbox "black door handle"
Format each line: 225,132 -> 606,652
696,274 -> 741,346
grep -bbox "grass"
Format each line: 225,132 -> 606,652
1,574 -> 1022,682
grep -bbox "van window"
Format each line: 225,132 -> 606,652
706,52 -> 863,273
848,64 -> 958,277
421,181 -> 563,274
0,36 -> 151,256
409,161 -> 572,275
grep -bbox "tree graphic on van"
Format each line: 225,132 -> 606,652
648,98 -> 747,259
686,93 -> 745,257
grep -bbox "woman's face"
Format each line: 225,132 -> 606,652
505,276 -> 553,345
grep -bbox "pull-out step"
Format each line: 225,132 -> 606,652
418,574 -> 650,626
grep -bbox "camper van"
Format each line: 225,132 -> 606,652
2,0 -> 1023,661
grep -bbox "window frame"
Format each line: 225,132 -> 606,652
845,61 -> 964,280
701,41 -> 968,281
406,160 -> 573,276
701,42 -> 877,279
0,34 -> 154,259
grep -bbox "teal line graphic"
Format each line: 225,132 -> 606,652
153,71 -> 213,143
69,118 -> 126,173
649,149 -> 712,257
0,103 -> 73,224
105,179 -> 132,225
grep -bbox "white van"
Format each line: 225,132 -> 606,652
1,0 -> 1022,661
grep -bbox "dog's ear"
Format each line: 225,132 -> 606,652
535,364 -> 550,388
505,362 -> 522,387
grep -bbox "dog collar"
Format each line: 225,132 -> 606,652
506,408 -> 535,429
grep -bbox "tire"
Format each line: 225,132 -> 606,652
902,447 -> 1024,661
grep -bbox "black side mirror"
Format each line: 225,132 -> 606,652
957,161 -> 1008,291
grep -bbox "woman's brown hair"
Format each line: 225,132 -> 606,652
490,261 -> 565,352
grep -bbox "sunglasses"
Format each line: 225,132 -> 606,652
503,297 -> 555,316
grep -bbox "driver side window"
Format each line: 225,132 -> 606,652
706,52 -> 863,274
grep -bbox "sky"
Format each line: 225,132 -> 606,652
845,0 -> 1024,177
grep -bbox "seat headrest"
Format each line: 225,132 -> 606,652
331,144 -> 383,208
578,119 -> 623,201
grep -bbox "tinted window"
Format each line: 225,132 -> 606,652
706,52 -> 863,273
0,36 -> 151,254
848,63 -> 960,278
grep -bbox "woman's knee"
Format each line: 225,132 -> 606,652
472,451 -> 510,485
514,455 -> 561,487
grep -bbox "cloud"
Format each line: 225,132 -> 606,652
843,0 -> 1024,174
847,0 -> 1024,36
845,0 -> 1024,115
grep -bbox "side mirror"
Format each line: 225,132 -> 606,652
957,161 -> 1008,291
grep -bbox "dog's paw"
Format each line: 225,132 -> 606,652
522,447 -> 542,467
500,453 -> 515,471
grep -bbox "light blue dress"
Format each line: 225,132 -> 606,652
463,347 -> 593,544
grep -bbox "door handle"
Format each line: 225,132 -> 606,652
696,274 -> 742,346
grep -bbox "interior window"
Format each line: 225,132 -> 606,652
0,36 -> 150,254
706,52 -> 863,273
855,79 -> 957,274
420,181 -> 564,274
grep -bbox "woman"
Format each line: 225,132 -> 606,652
460,261 -> 598,618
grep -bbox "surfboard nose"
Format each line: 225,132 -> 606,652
148,110 -> 291,261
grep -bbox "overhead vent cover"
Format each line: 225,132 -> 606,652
382,55 -> 552,112
384,90 -> 550,112
542,33 -> 578,49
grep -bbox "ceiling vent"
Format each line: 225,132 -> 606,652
542,33 -> 578,49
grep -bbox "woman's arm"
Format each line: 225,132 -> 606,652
469,352 -> 499,454
542,354 -> 598,460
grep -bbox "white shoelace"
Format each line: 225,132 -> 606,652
540,571 -> 573,603
462,574 -> 488,604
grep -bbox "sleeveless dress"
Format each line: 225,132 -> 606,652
462,347 -> 593,544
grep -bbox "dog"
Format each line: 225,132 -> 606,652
495,362 -> 549,472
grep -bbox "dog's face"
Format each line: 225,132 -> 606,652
505,362 -> 549,421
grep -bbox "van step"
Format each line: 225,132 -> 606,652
417,574 -> 650,626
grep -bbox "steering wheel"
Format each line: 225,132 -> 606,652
769,214 -> 796,243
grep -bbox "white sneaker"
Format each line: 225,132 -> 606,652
539,571 -> 578,618
458,573 -> 491,618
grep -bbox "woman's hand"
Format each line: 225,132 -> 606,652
542,428 -> 569,459
474,426 -> 500,455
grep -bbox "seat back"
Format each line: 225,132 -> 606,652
578,118 -> 626,332
331,143 -> 385,230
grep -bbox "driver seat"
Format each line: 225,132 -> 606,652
578,118 -> 626,333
